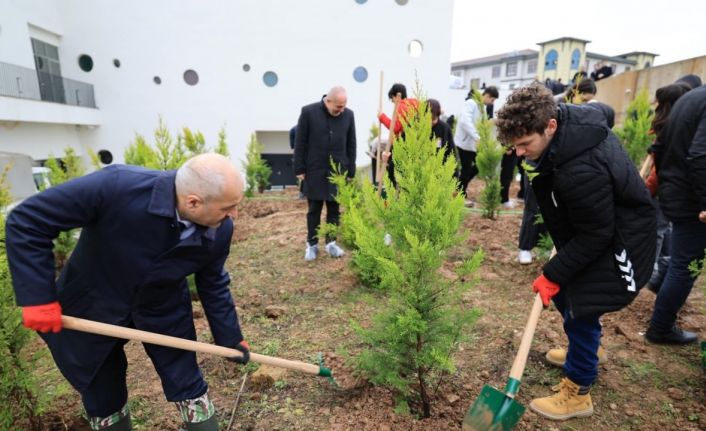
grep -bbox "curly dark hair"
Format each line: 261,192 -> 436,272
496,84 -> 557,145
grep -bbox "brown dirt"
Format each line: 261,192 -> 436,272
28,183 -> 706,430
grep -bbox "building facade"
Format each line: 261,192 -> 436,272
0,0 -> 456,185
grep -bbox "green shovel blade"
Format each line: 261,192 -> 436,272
462,384 -> 525,431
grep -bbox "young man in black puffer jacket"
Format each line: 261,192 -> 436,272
496,84 -> 656,421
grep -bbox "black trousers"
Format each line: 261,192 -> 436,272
307,199 -> 340,246
500,151 -> 518,203
457,148 -> 478,197
518,180 -> 547,250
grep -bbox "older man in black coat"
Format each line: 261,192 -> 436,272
294,86 -> 356,261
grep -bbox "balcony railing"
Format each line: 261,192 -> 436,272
0,61 -> 96,108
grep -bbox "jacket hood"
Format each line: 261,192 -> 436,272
549,103 -> 611,166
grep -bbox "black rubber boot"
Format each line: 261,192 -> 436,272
99,415 -> 132,431
184,415 -> 219,431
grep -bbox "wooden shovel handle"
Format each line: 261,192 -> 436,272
508,293 -> 544,381
61,315 -> 322,376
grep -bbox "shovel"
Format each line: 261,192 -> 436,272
61,315 -> 332,378
462,292 -> 544,430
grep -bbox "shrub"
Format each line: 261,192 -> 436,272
0,169 -> 44,430
614,88 -> 654,166
215,126 -> 230,157
335,99 -> 481,417
474,92 -> 504,219
243,133 -> 271,197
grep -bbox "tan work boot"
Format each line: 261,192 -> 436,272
529,377 -> 593,420
545,346 -> 608,367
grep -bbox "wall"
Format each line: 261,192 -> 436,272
595,55 -> 706,124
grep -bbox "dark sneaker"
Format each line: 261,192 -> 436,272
645,325 -> 698,345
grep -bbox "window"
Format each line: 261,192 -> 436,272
183,69 -> 199,85
113,58 -> 121,68
545,49 -> 558,70
570,49 -> 581,70
153,76 -> 162,85
408,40 -> 423,57
263,71 -> 278,87
509,83 -> 516,90
526,59 -> 537,74
31,38 -> 65,103
491,65 -> 501,78
644,61 -> 651,68
506,62 -> 517,77
242,64 -> 250,72
78,54 -> 93,72
353,66 -> 368,83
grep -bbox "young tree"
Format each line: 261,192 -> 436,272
0,169 -> 44,430
243,133 -> 271,197
471,90 -> 504,219
182,127 -> 207,156
334,100 -> 481,417
154,117 -> 187,170
614,88 -> 654,166
124,133 -> 159,169
215,125 -> 230,157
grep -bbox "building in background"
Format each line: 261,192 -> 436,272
451,37 -> 658,106
0,0 -> 455,186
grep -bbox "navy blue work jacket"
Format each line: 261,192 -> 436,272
6,165 -> 243,391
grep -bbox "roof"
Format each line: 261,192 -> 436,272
617,51 -> 659,58
451,49 -> 538,69
537,36 -> 591,45
586,51 -> 637,65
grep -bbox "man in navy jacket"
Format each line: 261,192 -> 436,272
7,153 -> 248,431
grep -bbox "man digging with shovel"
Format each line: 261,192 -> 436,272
495,84 -> 656,421
7,153 -> 249,431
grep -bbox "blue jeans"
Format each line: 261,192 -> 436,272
650,220 -> 706,332
553,290 -> 602,387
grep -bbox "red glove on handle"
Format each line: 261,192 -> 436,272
22,301 -> 62,333
532,274 -> 560,307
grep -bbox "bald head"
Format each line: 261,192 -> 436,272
324,86 -> 347,117
175,153 -> 244,227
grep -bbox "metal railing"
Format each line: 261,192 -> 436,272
0,61 -> 96,108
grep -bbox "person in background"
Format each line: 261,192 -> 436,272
7,154 -> 250,431
428,98 -> 455,162
295,86 -> 356,261
646,81 -> 706,345
378,83 -> 419,189
454,86 -> 498,205
289,125 -> 305,200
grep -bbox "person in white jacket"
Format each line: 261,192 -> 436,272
453,87 -> 498,204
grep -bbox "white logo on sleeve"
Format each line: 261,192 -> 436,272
615,249 -> 636,292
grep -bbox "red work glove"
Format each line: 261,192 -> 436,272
532,274 -> 560,308
228,340 -> 250,365
22,301 -> 62,333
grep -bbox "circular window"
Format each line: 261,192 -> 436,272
408,40 -> 423,57
242,64 -> 251,72
263,71 -> 278,87
355,0 -> 367,3
395,0 -> 409,4
183,69 -> 199,86
153,76 -> 162,85
78,54 -> 94,72
97,150 -> 113,165
353,66 -> 368,83
113,59 -> 121,68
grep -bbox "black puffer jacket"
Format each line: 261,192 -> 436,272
529,103 -> 656,318
657,85 -> 706,222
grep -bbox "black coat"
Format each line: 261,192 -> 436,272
530,104 -> 656,318
657,85 -> 706,223
294,98 -> 356,201
5,166 -> 243,392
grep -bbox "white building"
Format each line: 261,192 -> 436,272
0,0 -> 456,186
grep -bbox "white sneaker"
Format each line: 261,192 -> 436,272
305,244 -> 318,261
325,241 -> 345,258
502,200 -> 516,209
383,233 -> 392,246
518,250 -> 532,264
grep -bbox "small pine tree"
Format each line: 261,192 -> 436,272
614,88 -> 654,166
182,127 -> 207,156
334,99 -> 481,417
473,92 -> 504,219
44,148 -> 85,270
0,168 -> 44,430
215,126 -> 230,157
124,133 -> 159,168
154,117 -> 187,170
243,133 -> 271,197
